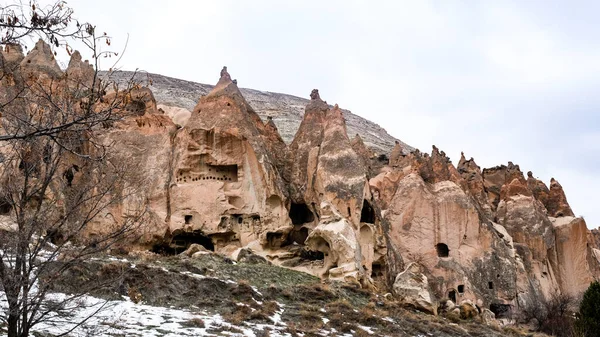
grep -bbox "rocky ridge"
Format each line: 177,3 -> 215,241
101,70 -> 411,154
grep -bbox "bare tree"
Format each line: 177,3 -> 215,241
0,1 -> 147,336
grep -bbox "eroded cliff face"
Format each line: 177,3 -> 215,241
4,44 -> 599,320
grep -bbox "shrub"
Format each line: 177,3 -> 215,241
576,281 -> 600,337
520,291 -> 575,337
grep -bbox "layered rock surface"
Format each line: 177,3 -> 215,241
103,71 -> 411,154
3,42 -> 599,322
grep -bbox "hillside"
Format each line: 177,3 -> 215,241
102,70 -> 413,154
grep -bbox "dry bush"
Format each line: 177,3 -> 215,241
181,317 -> 205,328
261,300 -> 279,316
223,305 -> 252,325
520,291 -> 576,337
295,310 -> 324,331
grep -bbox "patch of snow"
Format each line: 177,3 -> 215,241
358,325 -> 375,334
0,291 -> 295,337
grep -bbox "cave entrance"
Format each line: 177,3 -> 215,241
490,303 -> 511,318
151,230 -> 214,255
448,290 -> 457,303
0,199 -> 11,215
289,202 -> 314,225
285,227 -> 309,246
436,243 -> 449,257
300,248 -> 324,260
371,260 -> 385,279
457,284 -> 465,294
267,232 -> 285,248
360,200 -> 375,223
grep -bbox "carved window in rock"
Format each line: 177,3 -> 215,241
176,155 -> 238,184
436,243 -> 449,258
448,289 -> 457,303
457,285 -> 465,294
371,259 -> 385,279
360,200 -> 375,224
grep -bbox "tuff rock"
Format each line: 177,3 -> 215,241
2,44 -> 599,319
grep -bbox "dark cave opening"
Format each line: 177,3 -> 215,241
300,248 -> 324,261
448,289 -> 457,303
458,284 -> 465,294
436,243 -> 449,257
289,202 -> 314,225
360,200 -> 375,223
490,303 -> 511,318
151,230 -> 214,255
267,232 -> 285,248
0,199 -> 11,215
371,260 -> 385,279
285,227 -> 309,246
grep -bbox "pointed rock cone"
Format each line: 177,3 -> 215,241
172,66 -> 290,248
526,171 -> 551,208
66,50 -> 95,87
285,89 -> 329,203
20,39 -> 62,78
316,103 -> 368,226
389,141 -> 403,166
546,178 -> 574,217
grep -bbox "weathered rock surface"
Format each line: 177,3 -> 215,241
393,262 -> 438,314
3,42 -> 598,323
103,71 -> 411,154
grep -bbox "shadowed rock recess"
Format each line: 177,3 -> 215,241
5,44 -> 600,325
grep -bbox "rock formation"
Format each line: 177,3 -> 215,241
2,42 -> 598,322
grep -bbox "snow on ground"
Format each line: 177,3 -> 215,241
0,292 -> 292,337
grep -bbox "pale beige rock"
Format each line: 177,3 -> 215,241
550,216 -> 599,296
393,262 -> 438,314
181,243 -> 209,257
158,104 -> 191,127
20,39 -> 62,79
305,202 -> 361,282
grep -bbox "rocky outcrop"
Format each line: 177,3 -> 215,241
393,262 -> 438,314
546,178 -> 574,217
66,51 -> 94,87
457,153 -> 492,220
103,71 -> 411,154
550,217 -> 598,296
20,39 -> 62,79
168,67 -> 290,255
4,46 -> 598,322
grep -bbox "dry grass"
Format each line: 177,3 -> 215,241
181,317 -> 205,328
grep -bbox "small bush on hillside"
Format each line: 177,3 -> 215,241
521,291 -> 575,337
576,281 -> 600,337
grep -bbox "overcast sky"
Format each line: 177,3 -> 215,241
63,0 -> 600,228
